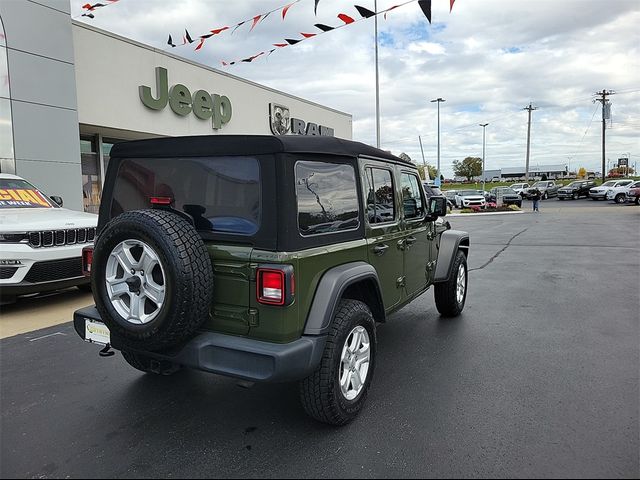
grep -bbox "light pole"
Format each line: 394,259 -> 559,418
480,123 -> 489,192
374,0 -> 380,148
431,98 -> 445,185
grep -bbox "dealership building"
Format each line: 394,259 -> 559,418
0,0 -> 352,213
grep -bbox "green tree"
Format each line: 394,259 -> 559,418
452,157 -> 482,181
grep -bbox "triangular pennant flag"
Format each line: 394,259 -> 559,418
81,12 -> 95,18
185,29 -> 194,43
285,38 -> 301,45
282,3 -> 295,20
211,26 -> 229,35
267,48 -> 277,58
232,21 -> 246,34
450,0 -> 456,12
315,23 -> 334,32
418,0 -> 432,23
338,14 -> 355,25
314,0 -> 320,15
384,5 -> 401,20
273,43 -> 289,47
300,32 -> 317,38
167,34 -> 176,47
195,38 -> 205,51
355,6 -> 375,19
250,15 -> 262,32
242,52 -> 265,63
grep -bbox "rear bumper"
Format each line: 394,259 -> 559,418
73,306 -> 326,383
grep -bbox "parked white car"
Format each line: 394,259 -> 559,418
454,190 -> 486,208
606,180 -> 640,204
589,179 -> 634,200
510,183 -> 530,196
0,174 -> 98,304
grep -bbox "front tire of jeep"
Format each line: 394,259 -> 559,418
92,209 -> 213,352
434,250 -> 468,317
299,299 -> 377,426
121,350 -> 181,375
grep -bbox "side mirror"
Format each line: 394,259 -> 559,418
50,195 -> 63,207
428,196 -> 447,218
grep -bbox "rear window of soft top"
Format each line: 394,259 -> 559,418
111,156 -> 260,235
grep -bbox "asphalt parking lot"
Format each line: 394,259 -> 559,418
1,199 -> 638,478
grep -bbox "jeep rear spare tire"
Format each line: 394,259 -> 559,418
92,209 -> 213,351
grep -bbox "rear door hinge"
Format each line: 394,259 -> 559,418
396,276 -> 406,288
247,308 -> 259,327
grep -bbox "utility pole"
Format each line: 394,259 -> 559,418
431,98 -> 445,186
594,89 -> 614,183
480,123 -> 489,192
418,135 -> 428,181
523,103 -> 537,182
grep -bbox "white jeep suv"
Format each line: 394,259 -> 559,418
589,179 -> 634,200
606,180 -> 640,204
0,174 -> 97,304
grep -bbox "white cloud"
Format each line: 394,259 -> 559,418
73,0 -> 640,176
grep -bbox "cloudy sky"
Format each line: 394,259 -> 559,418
73,0 -> 639,177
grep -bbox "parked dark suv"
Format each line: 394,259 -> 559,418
74,136 -> 470,425
557,180 -> 596,200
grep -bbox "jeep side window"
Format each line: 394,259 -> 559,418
364,167 -> 395,225
400,173 -> 425,220
295,161 -> 360,237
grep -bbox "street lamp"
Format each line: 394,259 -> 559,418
431,98 -> 445,186
480,123 -> 489,193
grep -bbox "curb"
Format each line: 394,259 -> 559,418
447,210 -> 526,217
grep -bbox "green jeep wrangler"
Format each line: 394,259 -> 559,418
74,135 -> 469,425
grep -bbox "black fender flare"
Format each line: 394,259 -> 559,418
303,262 -> 384,336
434,230 -> 470,283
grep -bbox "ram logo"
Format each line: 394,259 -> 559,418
269,103 -> 291,135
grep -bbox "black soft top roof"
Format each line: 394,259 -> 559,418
109,135 -> 406,164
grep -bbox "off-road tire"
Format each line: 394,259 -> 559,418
121,350 -> 181,375
572,192 -> 579,200
434,250 -> 468,317
92,209 -> 213,351
299,299 -> 377,426
615,194 -> 626,204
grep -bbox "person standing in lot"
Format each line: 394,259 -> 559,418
530,188 -> 541,212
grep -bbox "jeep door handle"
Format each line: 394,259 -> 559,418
405,236 -> 417,246
373,244 -> 389,256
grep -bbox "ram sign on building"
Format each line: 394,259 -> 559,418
0,0 -> 352,213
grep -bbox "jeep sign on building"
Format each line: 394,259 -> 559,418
0,1 -> 352,213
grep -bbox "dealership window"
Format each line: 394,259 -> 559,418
0,15 -> 15,174
101,138 -> 125,176
80,136 -> 101,213
295,161 -> 360,236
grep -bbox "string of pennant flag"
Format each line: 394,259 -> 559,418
219,0 -> 456,66
167,0 -> 456,66
80,0 -> 119,19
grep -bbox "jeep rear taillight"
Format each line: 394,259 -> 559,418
82,246 -> 94,276
256,266 -> 294,306
150,196 -> 173,206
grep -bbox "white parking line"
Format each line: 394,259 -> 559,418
28,332 -> 67,342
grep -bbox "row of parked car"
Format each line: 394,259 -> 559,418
439,179 -> 640,209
